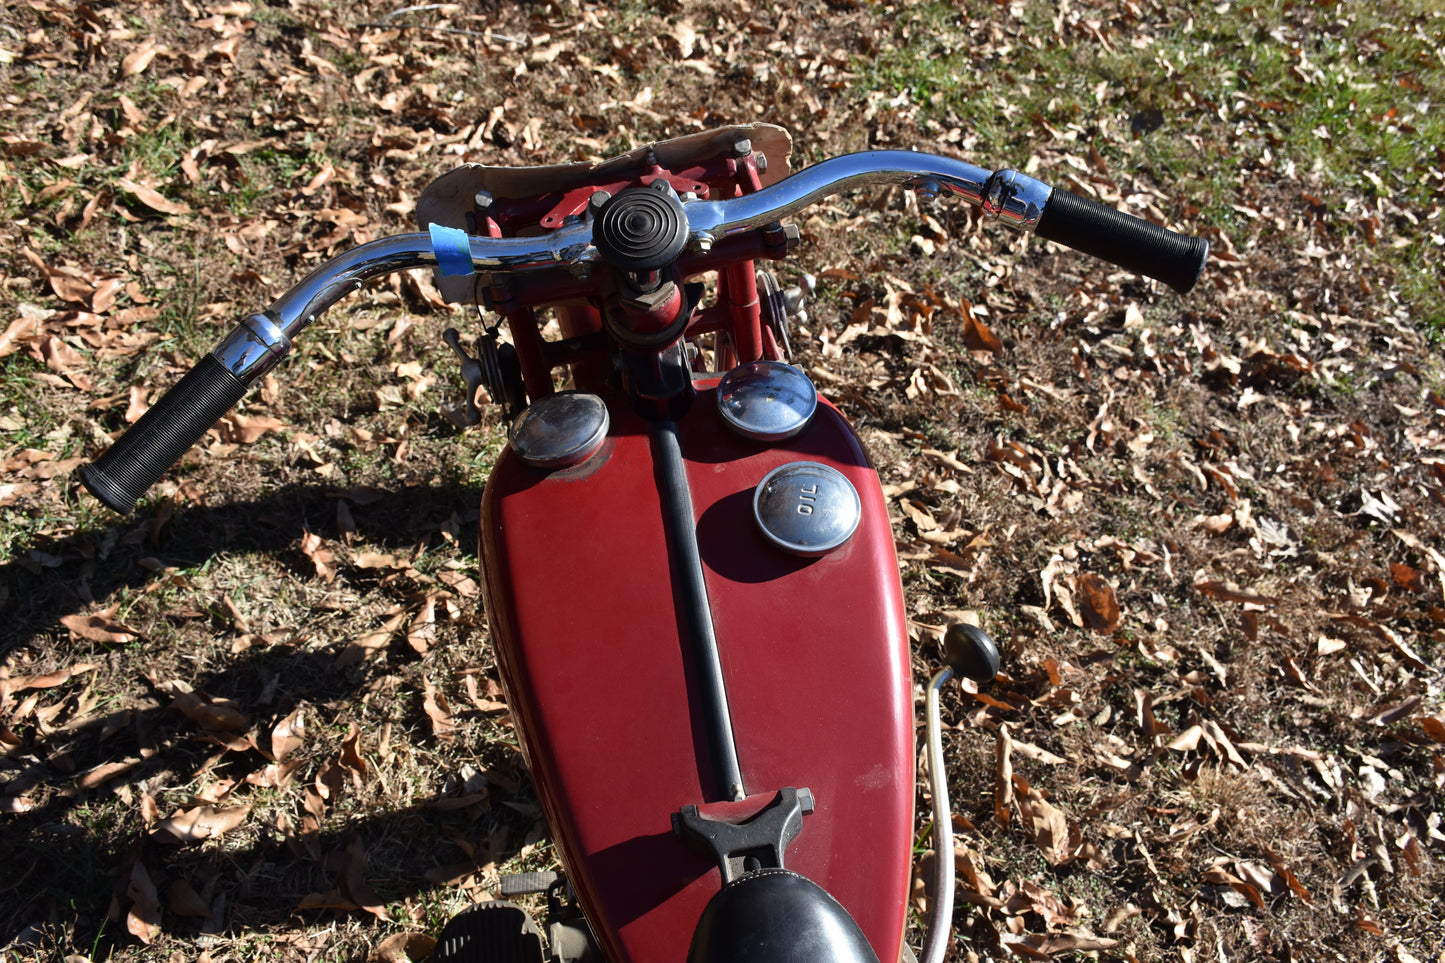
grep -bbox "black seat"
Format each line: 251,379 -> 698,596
687,868 -> 881,963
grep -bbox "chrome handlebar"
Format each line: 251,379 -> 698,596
81,149 -> 1206,514
214,152 -> 1064,384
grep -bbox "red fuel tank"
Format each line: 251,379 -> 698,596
479,380 -> 913,962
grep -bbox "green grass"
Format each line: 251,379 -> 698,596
850,1 -> 1445,335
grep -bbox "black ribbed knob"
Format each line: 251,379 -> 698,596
592,185 -> 689,272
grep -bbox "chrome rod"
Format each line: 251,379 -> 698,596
919,666 -> 956,963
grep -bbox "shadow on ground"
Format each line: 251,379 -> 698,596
1,482 -> 539,958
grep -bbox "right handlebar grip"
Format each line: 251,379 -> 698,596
78,354 -> 249,514
1035,188 -> 1209,294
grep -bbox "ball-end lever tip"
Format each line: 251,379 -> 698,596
942,622 -> 1001,684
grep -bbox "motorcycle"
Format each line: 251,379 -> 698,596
77,124 -> 1206,963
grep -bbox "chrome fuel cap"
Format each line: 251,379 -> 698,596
716,360 -> 817,442
753,461 -> 861,557
510,392 -> 609,470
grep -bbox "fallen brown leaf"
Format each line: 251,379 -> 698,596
8,662 -> 100,692
244,759 -> 303,789
117,177 -> 190,216
1193,579 -> 1277,606
60,610 -> 138,645
340,722 -> 368,788
463,672 -> 508,713
153,805 -> 251,844
170,689 -> 248,732
216,411 -> 283,444
271,708 -> 306,762
407,594 -> 437,656
995,723 -> 1013,828
1077,573 -> 1120,633
423,677 -> 455,742
370,932 -> 438,963
335,610 -> 406,668
78,758 -> 140,790
120,40 -> 164,76
335,834 -> 391,920
125,861 -> 161,944
1013,774 -> 1070,865
297,890 -> 360,912
301,529 -> 337,583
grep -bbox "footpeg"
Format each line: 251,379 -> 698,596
499,870 -> 561,897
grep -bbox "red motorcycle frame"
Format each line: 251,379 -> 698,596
79,124 -> 1206,963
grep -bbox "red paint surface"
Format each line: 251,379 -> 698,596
480,383 -> 912,963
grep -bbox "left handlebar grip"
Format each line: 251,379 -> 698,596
78,355 -> 250,514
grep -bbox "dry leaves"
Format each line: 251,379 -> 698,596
422,677 -> 455,742
153,805 -> 251,845
1076,573 -> 1120,634
116,177 -> 190,216
124,861 -> 160,944
271,708 -> 305,761
59,609 -> 138,645
120,39 -> 164,76
215,411 -> 283,444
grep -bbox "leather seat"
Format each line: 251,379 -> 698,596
687,868 -> 881,963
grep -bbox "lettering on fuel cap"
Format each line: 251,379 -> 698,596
752,461 -> 861,557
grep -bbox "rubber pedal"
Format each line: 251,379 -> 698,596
499,871 -> 560,897
432,900 -> 545,963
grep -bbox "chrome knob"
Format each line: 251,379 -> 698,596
716,360 -> 817,442
753,461 -> 861,557
510,393 -> 609,470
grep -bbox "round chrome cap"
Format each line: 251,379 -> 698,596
510,392 -> 609,470
716,360 -> 817,442
753,461 -> 861,557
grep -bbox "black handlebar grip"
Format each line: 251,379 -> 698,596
1035,189 -> 1209,294
78,354 -> 250,514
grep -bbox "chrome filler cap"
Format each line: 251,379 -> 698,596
753,461 -> 861,557
716,360 -> 817,442
510,392 -> 609,470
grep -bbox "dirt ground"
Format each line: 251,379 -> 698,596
2,1 -> 1444,961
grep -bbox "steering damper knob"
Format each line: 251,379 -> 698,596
942,623 -> 1001,684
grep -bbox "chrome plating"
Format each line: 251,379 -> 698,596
214,152 -> 1060,383
716,361 -> 817,442
919,666 -> 957,963
268,234 -> 438,340
752,461 -> 861,557
264,229 -> 596,342
510,392 -> 610,470
682,151 -> 1050,241
981,169 -> 1052,231
211,313 -> 293,383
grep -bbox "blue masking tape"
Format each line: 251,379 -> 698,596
429,222 -> 475,278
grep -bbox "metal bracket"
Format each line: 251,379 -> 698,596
672,787 -> 815,884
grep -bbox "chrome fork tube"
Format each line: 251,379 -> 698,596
919,666 -> 956,963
